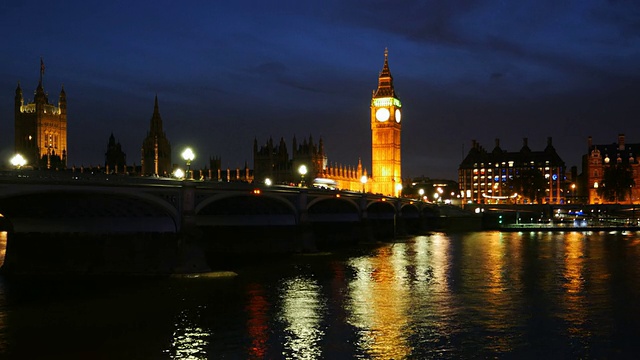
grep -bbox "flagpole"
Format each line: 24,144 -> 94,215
40,57 -> 45,84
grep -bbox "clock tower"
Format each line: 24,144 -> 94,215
371,49 -> 402,196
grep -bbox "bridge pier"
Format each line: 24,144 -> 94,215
296,189 -> 317,252
173,180 -> 211,274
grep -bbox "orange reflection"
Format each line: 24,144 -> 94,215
562,232 -> 587,335
472,232 -> 520,353
348,243 -> 412,359
0,232 -> 6,268
245,283 -> 269,359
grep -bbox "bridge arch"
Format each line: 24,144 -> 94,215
0,189 -> 179,233
307,197 -> 360,222
366,200 -> 397,217
400,203 -> 420,218
195,192 -> 297,226
195,192 -> 297,215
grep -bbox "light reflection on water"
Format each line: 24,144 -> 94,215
1,231 -> 640,358
279,276 -> 325,360
168,306 -> 210,360
347,243 -> 412,359
0,232 -> 6,268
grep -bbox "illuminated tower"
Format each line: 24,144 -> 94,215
141,96 -> 172,176
371,49 -> 402,196
14,59 -> 67,169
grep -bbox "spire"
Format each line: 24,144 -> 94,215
373,48 -> 397,99
149,95 -> 163,134
39,57 -> 45,87
15,82 -> 22,101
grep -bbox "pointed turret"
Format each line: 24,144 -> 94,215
149,95 -> 164,134
373,48 -> 397,99
292,136 -> 298,155
59,85 -> 67,116
14,82 -> 23,112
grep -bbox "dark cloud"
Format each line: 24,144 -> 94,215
1,0 -> 640,180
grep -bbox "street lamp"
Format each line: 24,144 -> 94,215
10,154 -> 26,169
265,178 -> 272,186
360,175 -> 368,193
418,188 -> 425,201
298,165 -> 307,187
181,148 -> 195,180
173,168 -> 185,179
395,183 -> 403,197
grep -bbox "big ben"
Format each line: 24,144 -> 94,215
371,49 -> 402,196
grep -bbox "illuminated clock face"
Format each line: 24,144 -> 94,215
395,109 -> 402,123
375,108 -> 390,122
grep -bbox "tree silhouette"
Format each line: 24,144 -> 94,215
508,167 -> 546,204
597,163 -> 635,203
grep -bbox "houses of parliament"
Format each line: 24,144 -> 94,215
11,56 -> 640,204
11,52 -> 405,196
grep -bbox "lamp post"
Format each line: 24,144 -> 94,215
173,168 -> 185,179
360,175 -> 368,193
298,165 -> 307,187
181,148 -> 195,180
10,154 -> 26,169
418,188 -> 425,201
395,183 -> 403,198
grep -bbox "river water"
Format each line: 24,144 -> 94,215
1,231 -> 640,359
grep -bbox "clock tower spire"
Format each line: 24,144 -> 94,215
370,48 -> 402,196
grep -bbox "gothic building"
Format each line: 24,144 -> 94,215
105,133 -> 126,173
14,60 -> 67,169
140,96 -> 172,176
459,138 -> 566,204
253,135 -> 366,191
583,134 -> 640,204
370,49 -> 402,196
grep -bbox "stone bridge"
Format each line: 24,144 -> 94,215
0,170 -> 443,274
0,170 -> 436,234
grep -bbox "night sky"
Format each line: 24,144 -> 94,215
2,1 -> 639,180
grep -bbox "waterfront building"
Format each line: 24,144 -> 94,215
583,134 -> 640,204
459,137 -> 566,204
370,49 -> 402,196
104,133 -> 127,174
253,135 -> 366,191
14,60 -> 67,169
140,96 -> 172,176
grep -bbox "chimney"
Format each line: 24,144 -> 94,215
495,138 -> 500,148
523,138 -> 528,147
547,137 -> 552,147
618,134 -> 625,151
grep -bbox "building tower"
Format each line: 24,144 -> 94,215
105,133 -> 127,173
141,96 -> 172,176
14,59 -> 67,169
370,49 -> 402,196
